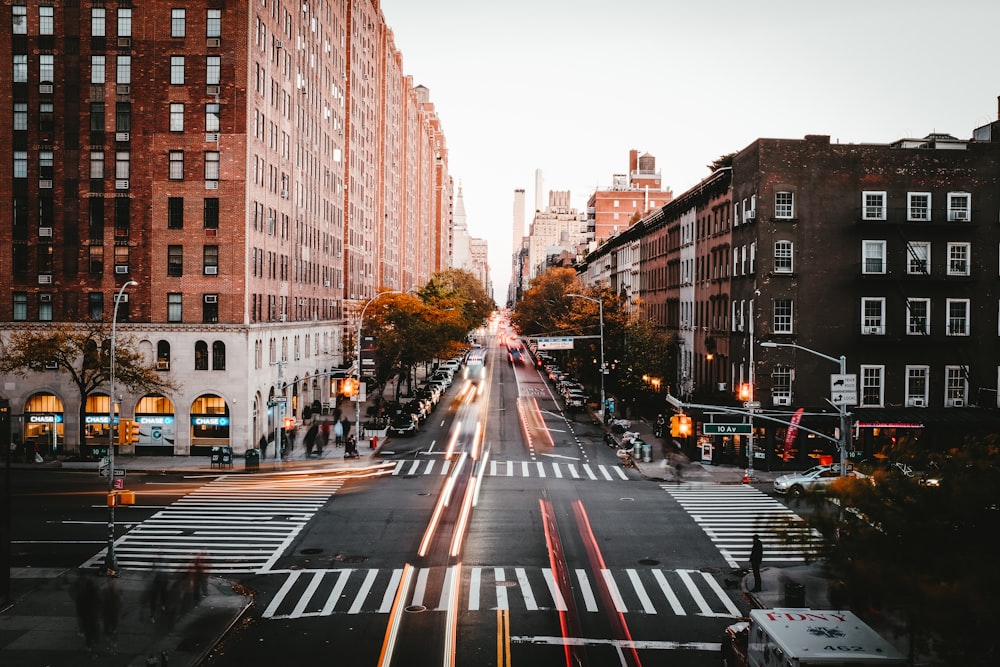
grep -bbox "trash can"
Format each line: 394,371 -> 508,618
221,446 -> 233,467
783,581 -> 806,607
245,448 -> 260,471
641,442 -> 652,463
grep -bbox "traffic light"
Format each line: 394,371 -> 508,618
678,414 -> 692,437
738,383 -> 752,402
129,419 -> 141,443
342,378 -> 358,397
116,418 -> 130,445
669,415 -> 681,437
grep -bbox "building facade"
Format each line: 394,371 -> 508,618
1,1 -> 452,455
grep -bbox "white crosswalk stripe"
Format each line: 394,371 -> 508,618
260,566 -> 741,619
391,459 -> 629,481
662,484 -> 823,568
82,473 -> 344,573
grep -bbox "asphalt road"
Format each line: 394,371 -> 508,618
11,333 -> 757,666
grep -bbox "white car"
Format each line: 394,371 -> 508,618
773,464 -> 867,496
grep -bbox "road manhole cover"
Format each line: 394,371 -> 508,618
405,605 -> 427,613
301,548 -> 323,555
638,558 -> 660,566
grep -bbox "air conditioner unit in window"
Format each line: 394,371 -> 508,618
39,180 -> 52,189
281,190 -> 289,198
205,133 -> 219,143
205,181 -> 219,190
279,314 -> 287,322
114,293 -> 128,303
115,265 -> 129,274
207,85 -> 221,96
910,397 -> 926,407
116,84 -> 130,95
115,132 -> 130,142
864,326 -> 884,335
116,180 -> 129,190
949,398 -> 965,408
952,210 -> 968,221
39,83 -> 54,94
204,294 -> 218,304
205,266 -> 218,275
275,40 -> 284,49
745,210 -> 756,221
44,361 -> 58,370
717,382 -> 728,391
39,294 -> 52,303
773,395 -> 791,406
117,37 -> 131,48
207,37 -> 221,48
39,227 -> 52,237
38,274 -> 52,284
156,360 -> 170,370
324,280 -> 331,287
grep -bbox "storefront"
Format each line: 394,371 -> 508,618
135,394 -> 178,455
22,393 -> 65,458
190,394 -> 231,455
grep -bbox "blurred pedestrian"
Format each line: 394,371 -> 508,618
750,534 -> 764,592
189,552 -> 209,601
316,421 -> 330,456
303,422 -> 319,457
71,571 -> 101,651
101,578 -> 122,647
334,419 -> 344,447
259,434 -> 268,460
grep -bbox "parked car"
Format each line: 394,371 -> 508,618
773,464 -> 868,496
388,414 -> 418,437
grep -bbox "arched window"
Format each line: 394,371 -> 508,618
156,340 -> 171,370
194,340 -> 208,370
212,340 -> 226,370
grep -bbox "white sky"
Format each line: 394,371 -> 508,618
380,0 -> 999,299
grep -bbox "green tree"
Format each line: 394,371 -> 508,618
0,323 -> 178,447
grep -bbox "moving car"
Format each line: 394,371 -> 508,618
773,464 -> 867,496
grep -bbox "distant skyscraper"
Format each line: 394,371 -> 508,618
535,169 -> 545,212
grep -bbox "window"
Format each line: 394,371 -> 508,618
862,191 -> 886,220
13,54 -> 27,83
171,9 -> 186,37
774,191 -> 794,219
212,341 -> 226,370
91,55 -> 105,84
167,245 -> 183,276
862,240 -> 886,274
907,192 -> 931,221
207,9 -> 222,37
906,298 -> 930,335
39,150 -> 53,179
169,103 -> 184,131
206,56 -> 221,85
861,365 -> 885,407
170,56 -> 185,85
773,299 -> 793,334
14,151 -> 27,178
88,246 -> 104,274
88,293 -> 104,321
115,151 -> 130,180
91,8 -> 106,37
87,200 -> 104,239
13,5 -> 27,34
90,102 -> 105,132
205,151 -> 220,181
202,297 -> 219,324
116,55 -> 131,84
167,293 -> 182,322
946,299 -> 969,336
195,341 -> 209,370
203,245 -> 219,274
168,151 -> 184,180
39,54 -> 54,83
204,198 -> 219,229
114,198 -> 130,237
771,365 -> 792,404
157,341 -> 171,369
947,242 -> 970,276
861,298 -> 885,335
906,241 -> 930,275
115,103 -> 130,134
205,103 -> 220,132
945,366 -> 968,406
947,192 -> 971,222
39,6 -> 53,35
38,293 -> 53,321
13,292 -> 27,321
114,246 -> 129,272
14,102 -> 27,131
168,198 -> 184,229
906,366 -> 929,407
117,9 -> 132,37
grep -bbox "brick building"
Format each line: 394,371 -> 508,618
1,1 -> 450,455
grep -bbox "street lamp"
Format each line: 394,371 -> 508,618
105,279 -> 137,575
760,341 -> 851,477
566,294 -> 605,423
355,291 -> 403,444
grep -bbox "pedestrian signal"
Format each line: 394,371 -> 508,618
129,420 -> 141,443
669,415 -> 681,437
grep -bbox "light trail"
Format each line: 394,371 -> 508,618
377,563 -> 415,667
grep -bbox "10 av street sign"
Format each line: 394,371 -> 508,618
703,423 -> 752,435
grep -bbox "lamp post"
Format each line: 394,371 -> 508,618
105,279 -> 137,576
355,291 -> 402,444
760,341 -> 851,477
566,294 -> 605,423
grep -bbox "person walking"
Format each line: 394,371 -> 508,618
101,578 -> 122,647
303,422 -> 319,457
750,534 -> 764,592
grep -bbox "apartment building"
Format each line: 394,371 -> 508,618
1,1 -> 450,455
586,150 -> 673,245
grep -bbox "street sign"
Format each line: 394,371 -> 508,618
743,401 -> 761,409
99,468 -> 126,478
537,337 -> 574,350
831,374 -> 858,405
703,423 -> 752,435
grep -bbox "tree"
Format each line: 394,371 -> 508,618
511,267 -> 583,338
799,436 -> 1000,665
706,152 -> 735,172
419,268 -> 495,332
0,323 -> 177,448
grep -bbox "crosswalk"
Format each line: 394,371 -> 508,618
662,484 -> 823,568
261,565 -> 742,620
391,458 -> 629,481
83,473 -> 345,573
